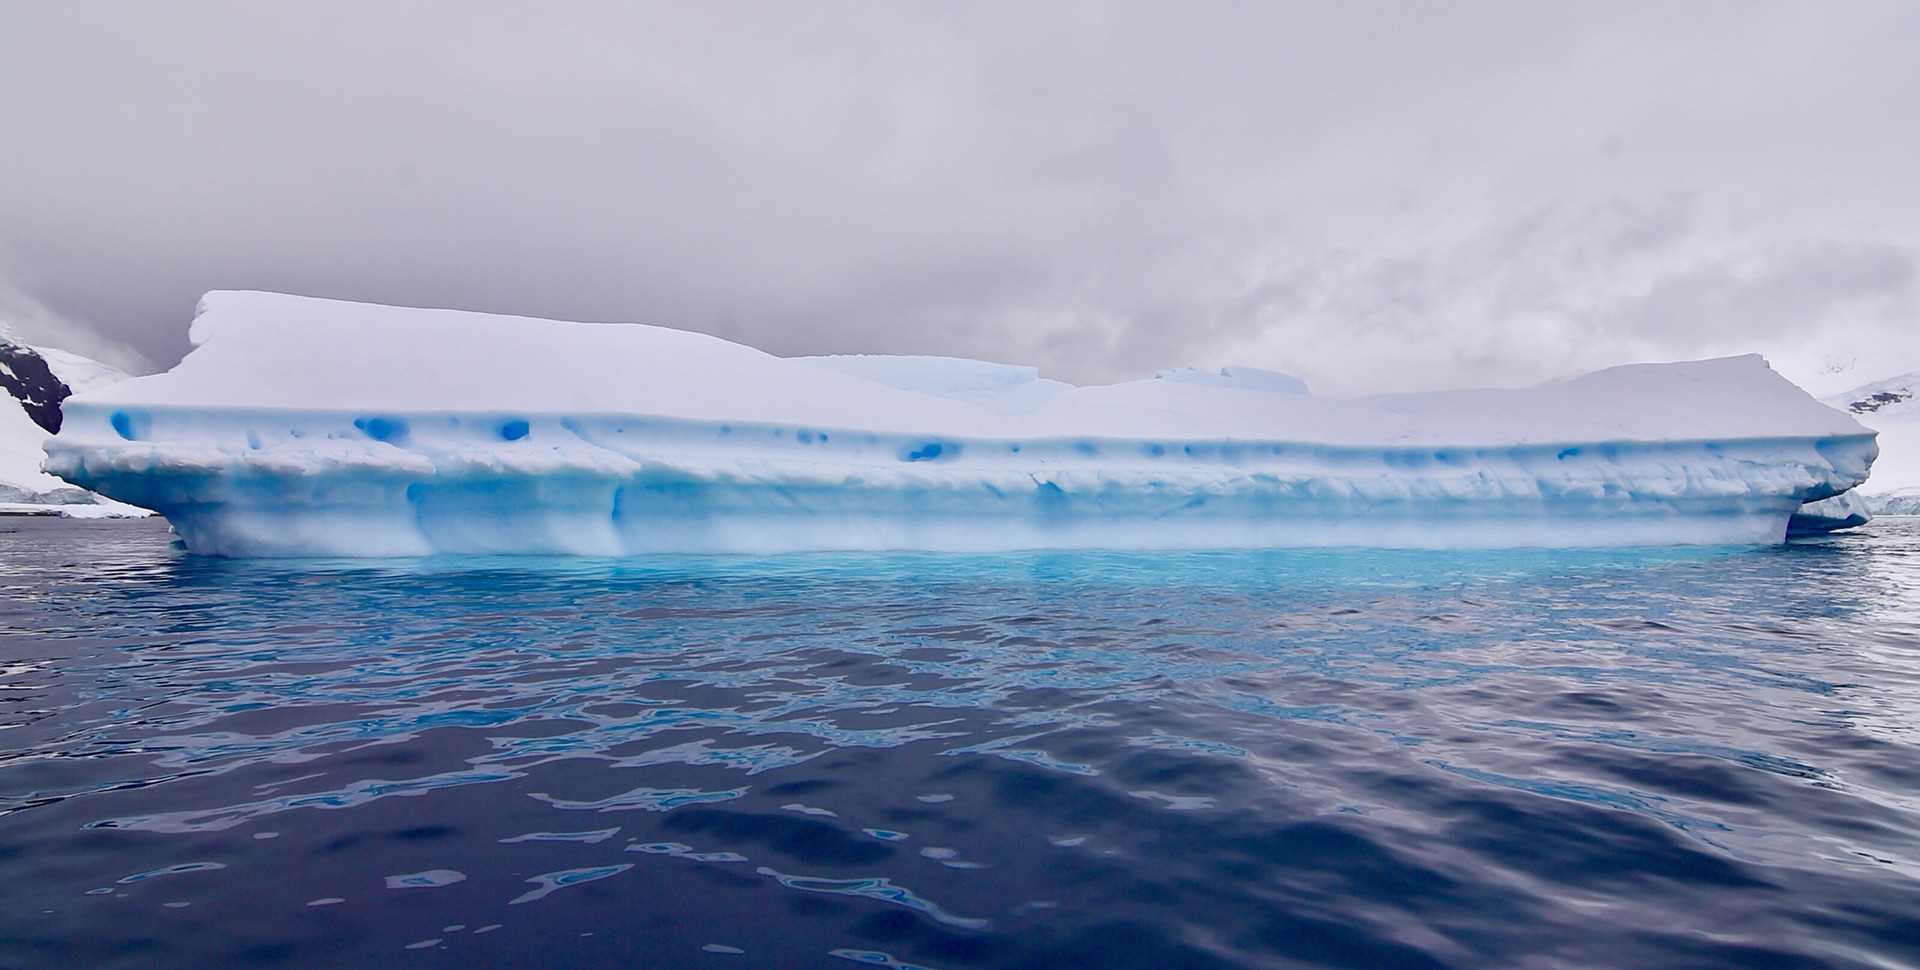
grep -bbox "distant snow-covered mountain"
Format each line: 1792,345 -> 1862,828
1798,353 -> 1918,515
0,332 -> 149,516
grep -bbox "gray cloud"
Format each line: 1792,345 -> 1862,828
2,1 -> 1916,393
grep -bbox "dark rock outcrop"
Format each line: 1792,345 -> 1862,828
0,340 -> 72,434
1848,389 -> 1913,414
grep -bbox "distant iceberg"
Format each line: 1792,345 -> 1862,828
45,292 -> 1877,556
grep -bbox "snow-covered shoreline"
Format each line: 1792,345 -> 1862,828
0,330 -> 151,517
1811,370 -> 1917,515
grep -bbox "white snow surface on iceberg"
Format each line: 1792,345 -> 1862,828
46,291 -> 1876,556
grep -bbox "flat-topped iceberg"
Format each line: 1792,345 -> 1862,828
45,292 -> 1876,556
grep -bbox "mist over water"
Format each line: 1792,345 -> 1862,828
2,518 -> 1918,968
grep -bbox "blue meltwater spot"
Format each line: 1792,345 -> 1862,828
900,440 -> 958,462
108,410 -> 149,441
354,415 -> 409,443
499,419 -> 531,441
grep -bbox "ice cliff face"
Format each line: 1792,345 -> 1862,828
45,291 -> 1877,556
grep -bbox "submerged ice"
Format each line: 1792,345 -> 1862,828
45,291 -> 1877,556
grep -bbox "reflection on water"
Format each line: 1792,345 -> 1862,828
2,517 -> 1919,968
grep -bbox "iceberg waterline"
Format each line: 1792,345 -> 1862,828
45,292 -> 1877,556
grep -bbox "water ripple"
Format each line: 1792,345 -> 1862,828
755,866 -> 990,930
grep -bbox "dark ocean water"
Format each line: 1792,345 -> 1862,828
2,517 -> 1918,970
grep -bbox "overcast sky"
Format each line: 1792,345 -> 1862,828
2,1 -> 1916,394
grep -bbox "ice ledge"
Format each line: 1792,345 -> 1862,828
47,403 -> 1876,556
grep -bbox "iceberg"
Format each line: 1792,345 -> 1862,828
44,292 -> 1877,556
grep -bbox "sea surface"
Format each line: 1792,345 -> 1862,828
2,517 -> 1919,970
